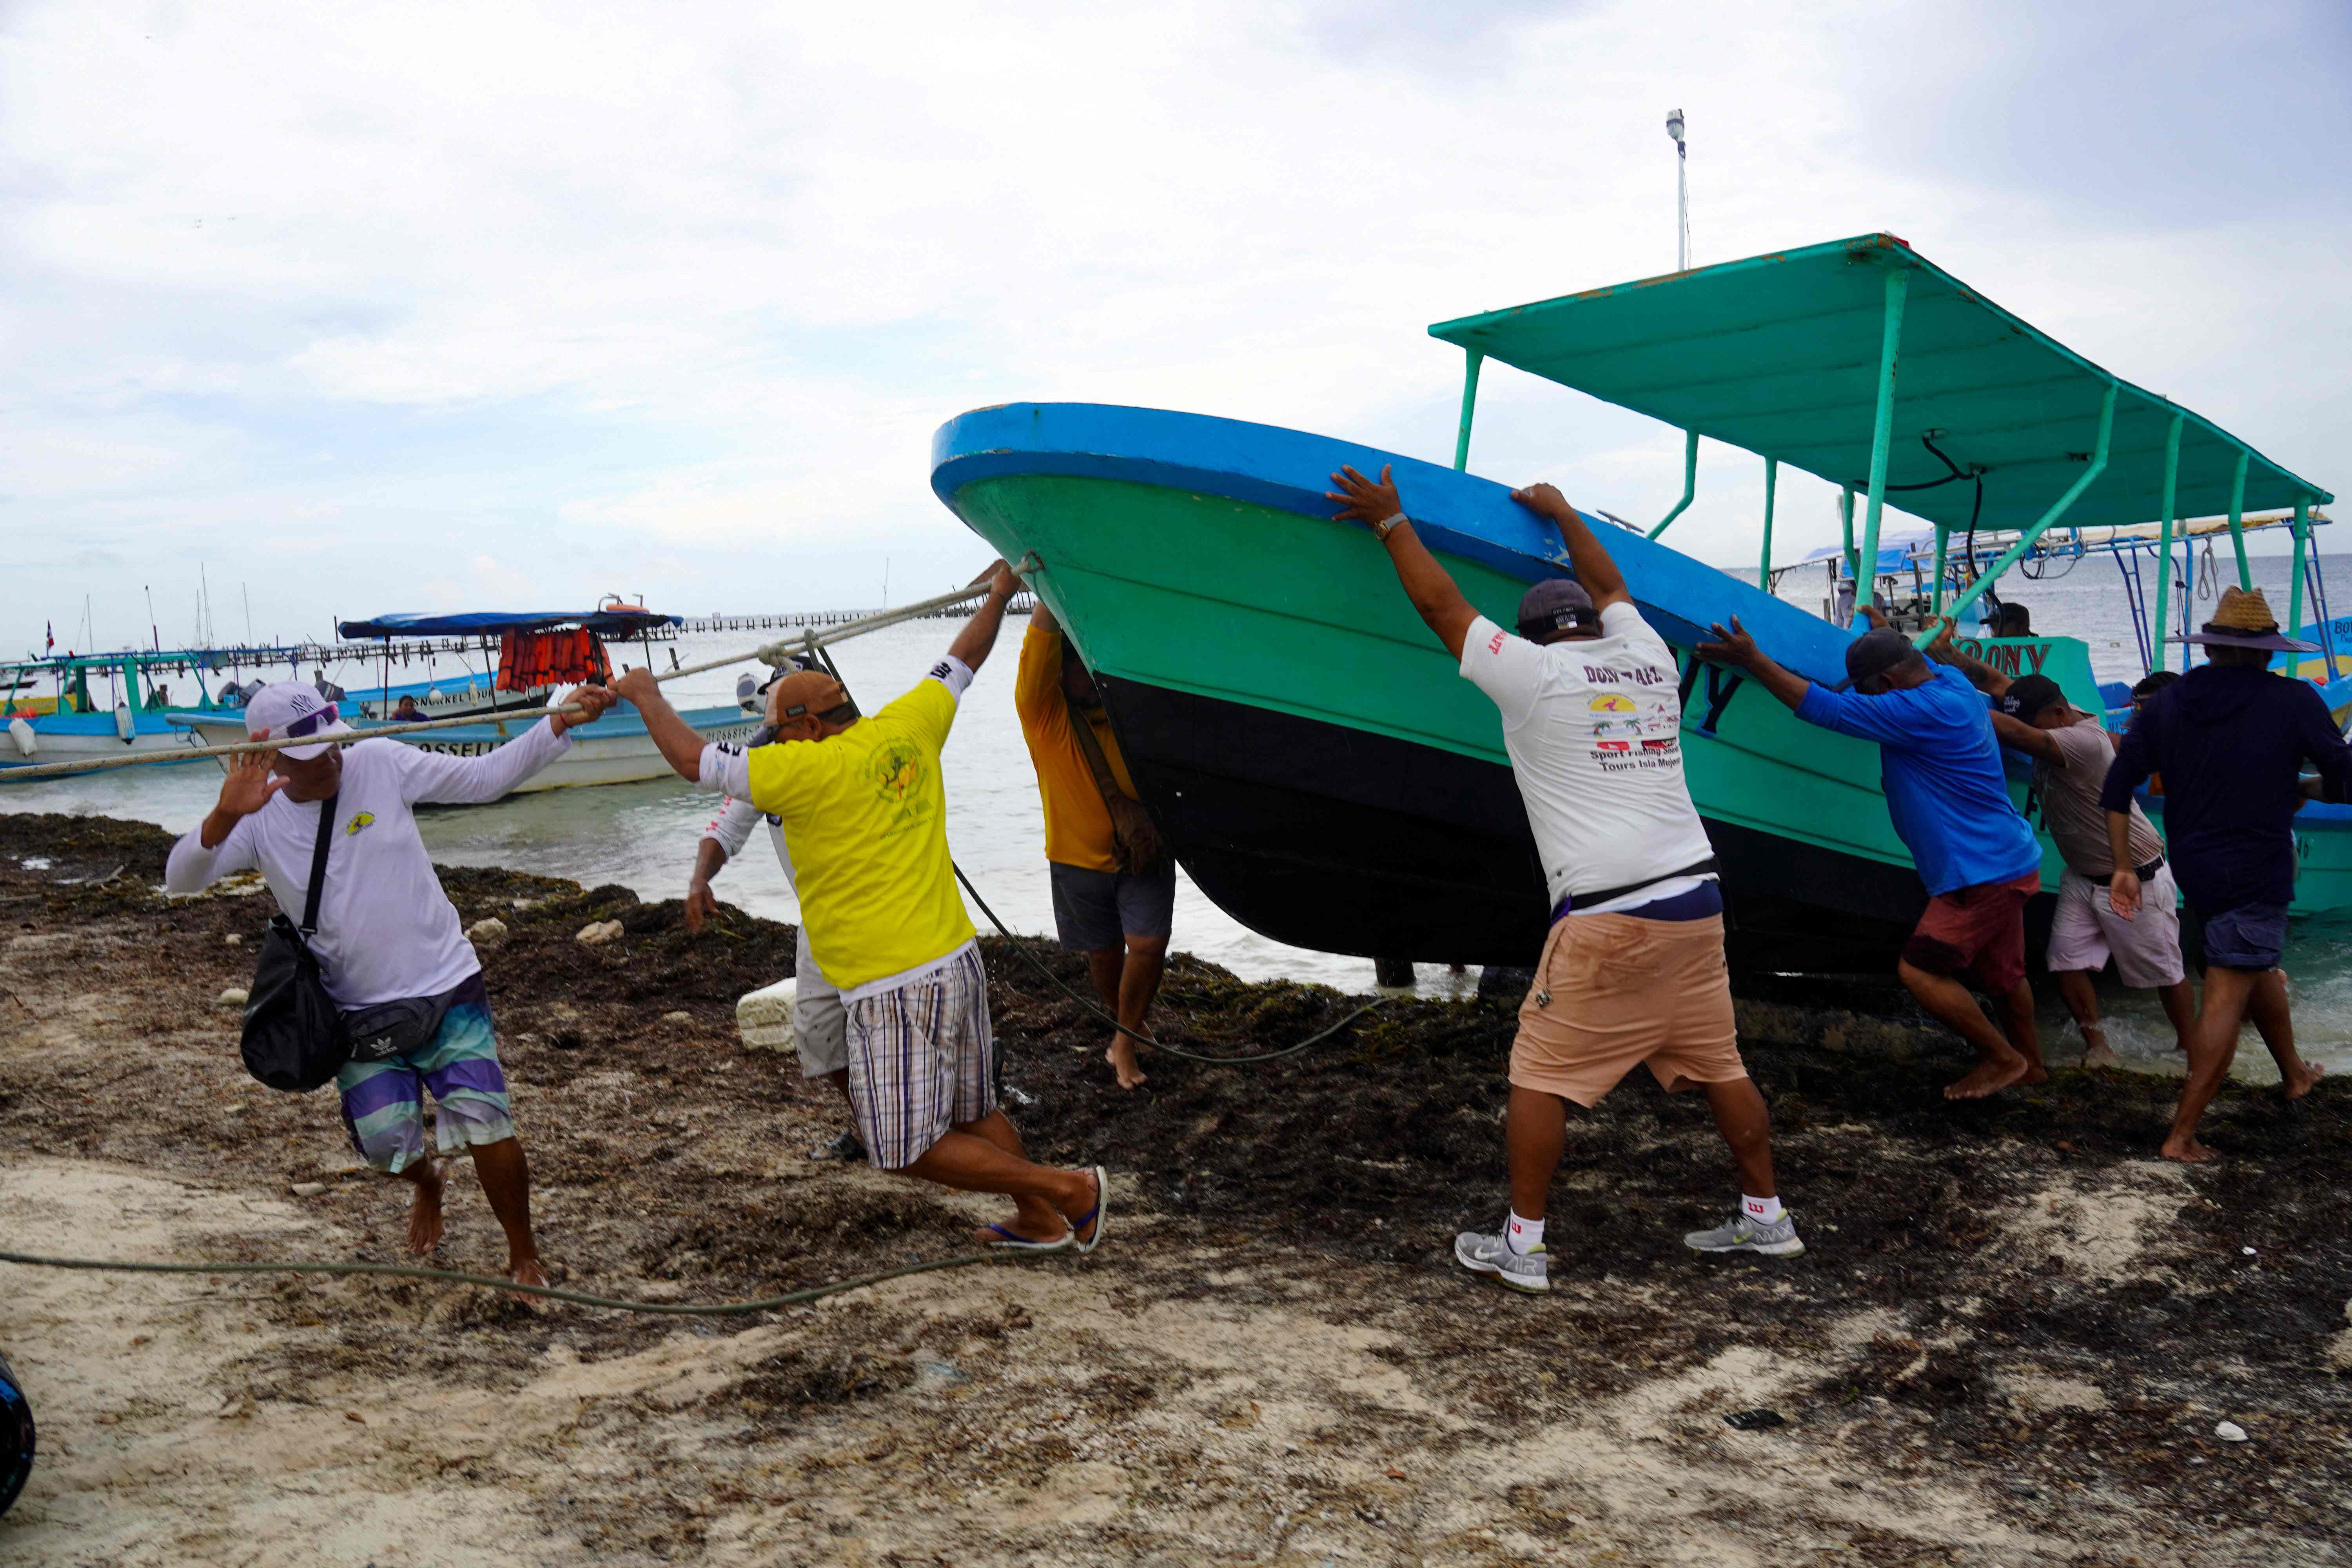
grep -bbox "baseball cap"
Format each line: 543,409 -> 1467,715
243,681 -> 354,761
1516,577 -> 1597,639
1836,628 -> 1917,691
1999,674 -> 2069,721
764,670 -> 850,722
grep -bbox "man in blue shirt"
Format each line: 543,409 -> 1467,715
1697,619 -> 2046,1098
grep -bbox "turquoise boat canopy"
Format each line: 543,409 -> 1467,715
1428,233 -> 2331,530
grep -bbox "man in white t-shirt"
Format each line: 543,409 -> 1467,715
1328,465 -> 1799,1294
686,665 -> 863,1162
164,679 -> 615,1285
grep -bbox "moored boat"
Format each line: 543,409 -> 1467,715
173,608 -> 760,793
932,233 -> 2338,973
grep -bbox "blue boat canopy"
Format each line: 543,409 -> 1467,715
337,610 -> 682,640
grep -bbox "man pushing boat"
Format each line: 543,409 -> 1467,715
1696,617 -> 2047,1100
163,679 -> 617,1285
1329,465 -> 1799,1294
612,565 -> 1108,1254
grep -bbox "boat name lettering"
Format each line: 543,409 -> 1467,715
1954,639 -> 2051,677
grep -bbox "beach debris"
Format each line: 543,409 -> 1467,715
466,917 -> 509,946
224,933 -> 242,947
2241,1246 -> 2257,1256
216,987 -> 249,1007
1724,1409 -> 1786,1431
2214,1420 -> 2249,1443
575,919 -> 624,946
737,976 -> 799,1052
289,1182 -> 327,1198
662,1010 -> 692,1024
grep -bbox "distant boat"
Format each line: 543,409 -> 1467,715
171,607 -> 759,793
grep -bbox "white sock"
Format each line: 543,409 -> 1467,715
1506,1212 -> 1545,1255
1742,1193 -> 1784,1224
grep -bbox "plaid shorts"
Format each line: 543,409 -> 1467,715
842,943 -> 996,1171
335,974 -> 516,1174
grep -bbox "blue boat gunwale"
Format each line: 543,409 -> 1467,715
934,400 -> 1888,691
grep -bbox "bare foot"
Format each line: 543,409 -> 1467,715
2283,1060 -> 2325,1099
2019,1061 -> 2050,1086
1945,1056 -> 2028,1100
508,1255 -> 549,1289
2160,1134 -> 2220,1163
2082,1041 -> 2123,1070
1107,1034 -> 1149,1091
405,1158 -> 445,1256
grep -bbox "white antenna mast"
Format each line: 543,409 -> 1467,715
1666,108 -> 1688,271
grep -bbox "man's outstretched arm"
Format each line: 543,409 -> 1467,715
1327,464 -> 1478,659
944,560 -> 1021,674
1511,483 -> 1629,612
610,668 -> 710,780
1694,617 -> 1813,712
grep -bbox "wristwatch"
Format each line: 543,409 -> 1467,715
1373,512 -> 1408,542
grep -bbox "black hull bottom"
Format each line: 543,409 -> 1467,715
1099,675 -> 1944,976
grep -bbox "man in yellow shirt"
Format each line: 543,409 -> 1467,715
612,563 -> 1107,1254
1013,600 -> 1174,1090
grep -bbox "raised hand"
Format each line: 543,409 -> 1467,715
1695,617 -> 1762,670
551,682 -> 617,737
1325,464 -> 1403,527
1510,482 -> 1572,519
608,668 -> 662,707
216,750 -> 287,819
967,558 -> 1019,601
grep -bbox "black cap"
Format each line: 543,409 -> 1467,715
1836,627 -> 1916,690
1999,674 -> 2069,721
1516,577 -> 1597,639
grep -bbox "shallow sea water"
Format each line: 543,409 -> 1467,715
9,547 -> 2350,1072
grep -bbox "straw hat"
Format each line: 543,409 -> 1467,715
2176,586 -> 2318,653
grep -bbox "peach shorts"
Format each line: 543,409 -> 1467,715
1510,911 -> 1747,1107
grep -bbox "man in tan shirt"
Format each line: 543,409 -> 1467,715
1932,634 -> 2193,1064
1013,602 -> 1174,1090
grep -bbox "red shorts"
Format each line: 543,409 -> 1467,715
1904,872 -> 2041,994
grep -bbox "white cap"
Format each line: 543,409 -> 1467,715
243,681 -> 354,761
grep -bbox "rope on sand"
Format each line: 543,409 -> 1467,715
952,863 -> 1387,1065
0,1247 -> 1033,1315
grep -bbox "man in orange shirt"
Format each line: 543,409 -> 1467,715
1014,601 -> 1174,1090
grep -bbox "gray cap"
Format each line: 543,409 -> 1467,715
1839,627 -> 1917,690
1517,577 -> 1597,639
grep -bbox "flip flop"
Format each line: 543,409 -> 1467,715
984,1223 -> 1074,1254
1068,1165 -> 1110,1254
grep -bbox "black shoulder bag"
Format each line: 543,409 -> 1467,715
239,793 -> 352,1093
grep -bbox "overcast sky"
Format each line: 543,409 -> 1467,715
4,0 -> 2346,656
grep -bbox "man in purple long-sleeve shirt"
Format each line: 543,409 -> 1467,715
2100,588 -> 2347,1161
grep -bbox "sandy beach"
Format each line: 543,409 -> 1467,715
4,810 -> 2349,1565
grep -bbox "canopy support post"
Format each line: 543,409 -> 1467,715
2227,451 -> 2252,590
1856,269 -> 1910,624
1648,430 -> 1699,539
2288,499 -> 2312,657
1916,383 -> 2116,646
2151,413 -> 2183,674
1931,524 -> 1950,616
1838,486 -> 1857,622
1452,350 -> 1484,472
1757,457 -> 1778,592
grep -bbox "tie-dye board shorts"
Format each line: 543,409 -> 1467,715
335,973 -> 516,1174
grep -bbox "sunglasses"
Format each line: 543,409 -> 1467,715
283,703 -> 339,739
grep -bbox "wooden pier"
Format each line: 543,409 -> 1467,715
679,593 -> 1032,634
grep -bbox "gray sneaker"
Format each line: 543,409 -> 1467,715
1684,1209 -> 1804,1257
1454,1229 -> 1549,1293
